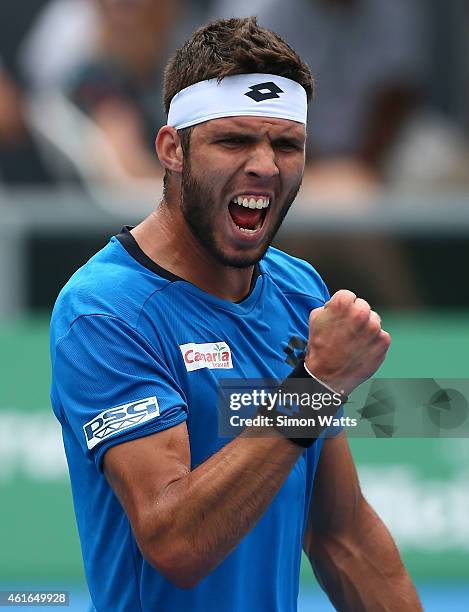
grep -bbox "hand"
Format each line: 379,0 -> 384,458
305,290 -> 391,396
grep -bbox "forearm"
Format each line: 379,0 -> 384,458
144,429 -> 302,586
309,500 -> 422,611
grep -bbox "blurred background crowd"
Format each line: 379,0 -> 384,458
1,0 -> 467,190
0,0 -> 468,312
1,1 -> 468,610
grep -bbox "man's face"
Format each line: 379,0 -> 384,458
179,116 -> 306,269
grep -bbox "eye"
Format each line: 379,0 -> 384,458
275,140 -> 301,151
217,137 -> 247,147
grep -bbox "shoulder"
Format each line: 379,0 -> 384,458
261,246 -> 329,303
50,235 -> 169,343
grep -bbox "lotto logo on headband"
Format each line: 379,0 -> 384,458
244,81 -> 284,102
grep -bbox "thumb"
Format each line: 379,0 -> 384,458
308,305 -> 324,329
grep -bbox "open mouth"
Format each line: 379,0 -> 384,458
228,195 -> 270,234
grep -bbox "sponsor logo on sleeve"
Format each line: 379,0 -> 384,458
179,341 -> 233,372
83,396 -> 160,450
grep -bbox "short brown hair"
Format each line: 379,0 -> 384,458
163,16 -> 314,114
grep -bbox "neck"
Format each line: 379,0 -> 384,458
131,203 -> 256,302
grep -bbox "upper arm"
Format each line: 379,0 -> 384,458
304,432 -> 363,554
103,421 -> 190,546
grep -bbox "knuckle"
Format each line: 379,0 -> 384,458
368,319 -> 381,335
353,308 -> 370,325
370,310 -> 381,324
355,298 -> 371,311
331,289 -> 356,309
381,330 -> 392,347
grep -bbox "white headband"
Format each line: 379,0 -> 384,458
167,73 -> 307,129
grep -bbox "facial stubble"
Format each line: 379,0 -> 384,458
180,157 -> 302,269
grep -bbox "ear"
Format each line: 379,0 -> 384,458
155,125 -> 183,174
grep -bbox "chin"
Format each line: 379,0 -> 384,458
215,244 -> 269,269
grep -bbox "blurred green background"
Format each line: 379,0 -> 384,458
2,309 -> 468,595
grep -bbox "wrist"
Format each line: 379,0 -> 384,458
291,361 -> 348,404
303,354 -> 352,396
256,360 -> 347,449
302,362 -> 348,398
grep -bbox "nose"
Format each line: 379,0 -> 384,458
244,143 -> 279,179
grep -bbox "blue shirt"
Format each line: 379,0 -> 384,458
50,227 -> 331,612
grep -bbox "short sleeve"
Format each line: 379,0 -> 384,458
320,279 -> 330,303
52,314 -> 188,469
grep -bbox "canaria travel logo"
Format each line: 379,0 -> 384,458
179,341 -> 233,372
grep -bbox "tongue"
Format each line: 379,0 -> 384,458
229,202 -> 262,230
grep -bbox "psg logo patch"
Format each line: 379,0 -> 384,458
244,81 -> 284,102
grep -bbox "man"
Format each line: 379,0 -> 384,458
50,17 -> 422,611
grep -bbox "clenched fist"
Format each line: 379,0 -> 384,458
306,290 -> 391,396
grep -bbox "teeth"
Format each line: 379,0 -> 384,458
235,218 -> 263,233
232,195 -> 270,209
